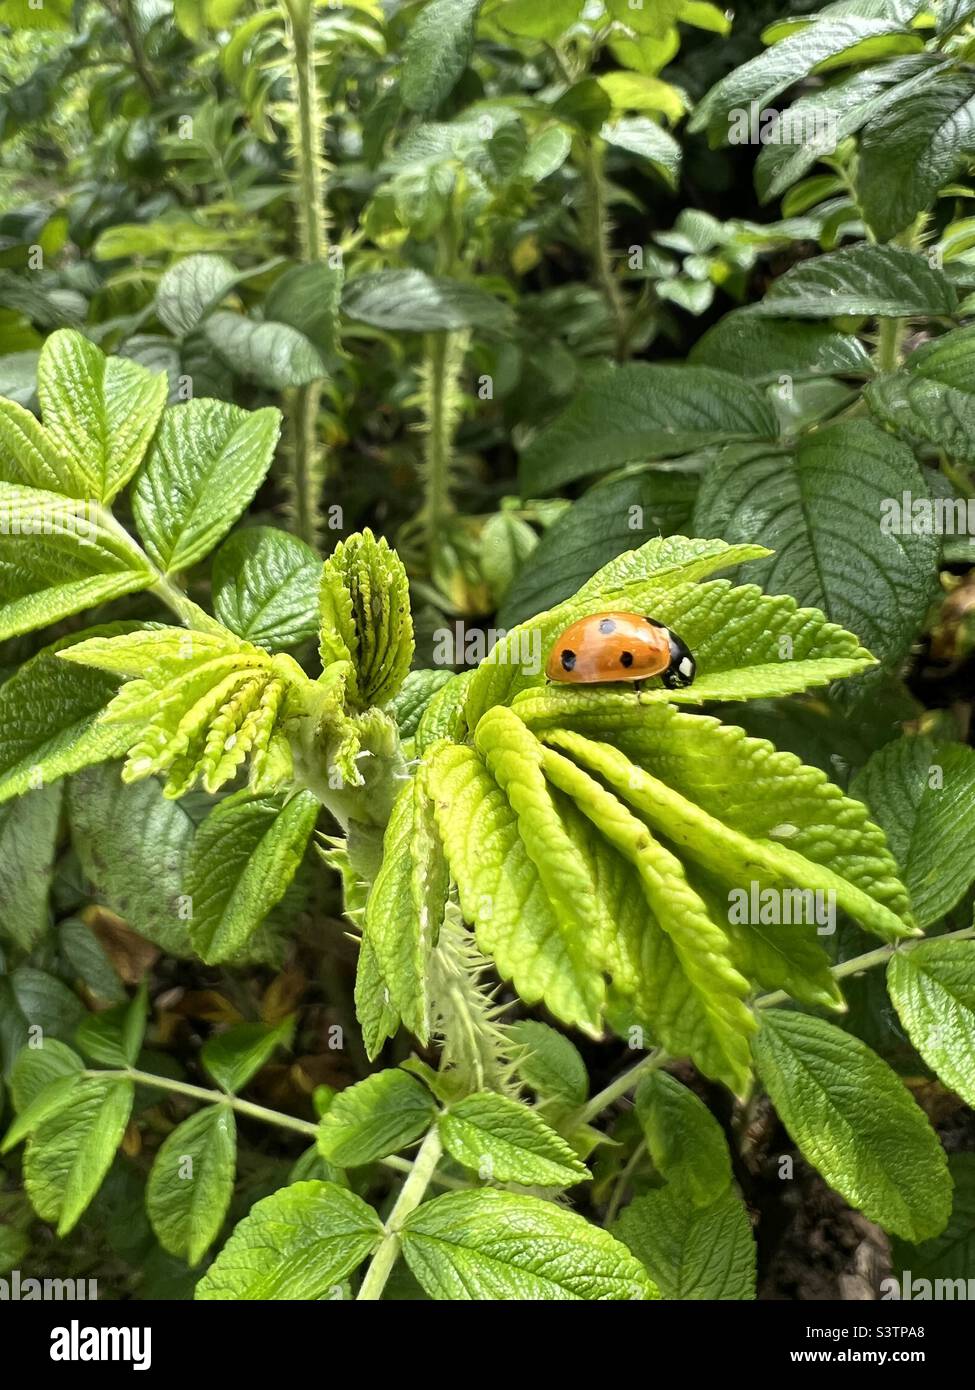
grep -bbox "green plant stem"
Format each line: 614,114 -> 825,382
118,0 -> 160,100
582,141 -> 629,362
149,575 -> 227,634
423,331 -> 452,553
604,1137 -> 647,1227
284,0 -> 329,262
357,1126 -> 444,1301
286,382 -> 325,550
282,0 -> 329,548
754,923 -> 975,1011
575,1048 -> 667,1126
576,926 -> 975,1123
89,1067 -> 462,1187
92,501 -> 226,634
875,316 -> 906,373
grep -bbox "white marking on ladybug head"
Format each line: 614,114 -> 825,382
679,657 -> 694,678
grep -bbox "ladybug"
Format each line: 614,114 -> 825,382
545,611 -> 696,689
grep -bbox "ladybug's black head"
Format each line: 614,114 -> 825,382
659,627 -> 696,689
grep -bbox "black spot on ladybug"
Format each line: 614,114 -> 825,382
619,650 -> 634,668
560,649 -> 576,672
598,617 -> 616,634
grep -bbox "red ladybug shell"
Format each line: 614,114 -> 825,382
546,611 -> 672,684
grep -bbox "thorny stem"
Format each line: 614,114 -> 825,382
356,1127 -> 444,1300
282,0 -> 330,548
582,140 -> 629,362
422,331 -> 454,558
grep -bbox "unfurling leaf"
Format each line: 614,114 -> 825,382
319,529 -> 414,708
59,626 -> 306,797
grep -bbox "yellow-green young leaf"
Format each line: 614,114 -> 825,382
23,1076 -> 134,1235
188,791 -> 319,963
517,690 -> 913,969
319,529 -> 414,707
132,399 -> 281,574
537,739 -> 755,1093
356,771 -> 446,1054
888,940 -> 975,1108
401,1188 -> 658,1300
0,783 -> 61,950
438,1092 -> 589,1187
426,742 -> 603,1028
195,1181 -> 383,1300
475,706 -> 615,1016
635,1070 -> 732,1207
851,737 -> 975,928
465,534 -> 874,724
598,72 -> 685,121
0,485 -> 154,641
614,1185 -> 756,1300
202,1017 -> 295,1095
0,396 -> 78,494
316,1069 -> 436,1166
60,628 -> 298,798
543,726 -> 912,946
36,329 -> 167,502
354,930 -> 402,1062
0,630 -> 140,804
494,0 -> 583,40
752,1010 -> 951,1243
147,1106 -> 237,1266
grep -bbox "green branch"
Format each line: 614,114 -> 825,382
90,1066 -> 462,1188
582,140 -> 629,362
357,1126 -> 444,1300
573,926 -> 975,1122
281,0 -> 331,548
754,923 -> 975,1011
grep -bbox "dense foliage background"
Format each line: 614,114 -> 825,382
1,0 -> 974,1304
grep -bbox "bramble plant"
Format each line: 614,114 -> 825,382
1,0 -> 975,1307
